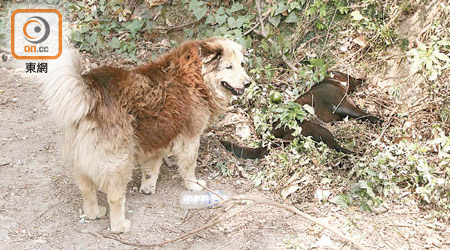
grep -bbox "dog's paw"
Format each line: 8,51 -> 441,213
84,205 -> 107,220
139,179 -> 157,195
97,205 -> 107,218
110,219 -> 131,234
185,179 -> 206,191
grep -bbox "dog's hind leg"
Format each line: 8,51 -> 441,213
334,100 -> 382,124
139,154 -> 163,195
74,171 -> 107,220
173,136 -> 206,191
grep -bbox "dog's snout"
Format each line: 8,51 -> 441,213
243,81 -> 251,88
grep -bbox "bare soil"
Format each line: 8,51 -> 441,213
1,57 -> 449,250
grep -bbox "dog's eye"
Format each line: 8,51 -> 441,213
226,65 -> 233,70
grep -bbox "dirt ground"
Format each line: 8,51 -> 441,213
0,56 -> 449,250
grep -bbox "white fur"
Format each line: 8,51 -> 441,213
41,49 -> 93,127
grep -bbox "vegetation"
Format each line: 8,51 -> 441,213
2,0 -> 448,220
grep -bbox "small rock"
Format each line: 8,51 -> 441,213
2,54 -> 7,62
11,97 -> 18,103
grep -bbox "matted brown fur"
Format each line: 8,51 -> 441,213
83,40 -> 220,153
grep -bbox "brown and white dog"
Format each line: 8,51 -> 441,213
41,38 -> 250,233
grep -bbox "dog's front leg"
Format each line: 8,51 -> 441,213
174,136 -> 206,191
106,169 -> 132,233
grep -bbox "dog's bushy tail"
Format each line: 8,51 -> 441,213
41,49 -> 93,127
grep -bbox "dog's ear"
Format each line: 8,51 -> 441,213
199,40 -> 223,65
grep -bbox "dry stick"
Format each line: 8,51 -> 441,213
319,8 -> 338,58
97,180 -> 368,249
98,197 -> 368,250
374,225 -> 396,250
332,95 -> 346,114
98,203 -> 254,248
255,0 -> 267,37
372,107 -> 398,145
243,14 -> 269,36
390,223 -> 412,250
185,179 -> 226,201
254,0 -> 298,71
233,195 -> 368,250
154,16 -> 207,33
415,1 -> 442,44
332,74 -> 351,114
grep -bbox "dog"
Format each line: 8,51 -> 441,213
41,38 -> 251,233
294,71 -> 381,124
220,71 -> 382,159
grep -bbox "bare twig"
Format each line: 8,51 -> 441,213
28,200 -> 69,226
320,8 -> 338,57
98,194 -> 368,250
243,15 -> 268,36
98,203 -> 254,248
255,0 -> 267,37
185,179 -> 226,201
74,229 -> 101,239
332,74 -> 351,114
154,16 -> 207,33
232,195 -> 368,250
372,107 -> 398,145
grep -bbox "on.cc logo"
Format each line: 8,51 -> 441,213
11,9 -> 62,60
23,16 -> 50,44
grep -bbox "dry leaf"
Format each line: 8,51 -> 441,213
145,0 -> 169,8
353,36 -> 367,47
236,124 -> 251,140
281,184 -> 299,199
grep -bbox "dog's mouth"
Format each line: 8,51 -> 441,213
221,81 -> 244,96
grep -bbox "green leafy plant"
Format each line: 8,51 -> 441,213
66,0 -> 153,60
350,4 -> 400,50
273,101 -> 307,136
408,38 -> 450,81
188,0 -> 208,20
343,134 -> 449,212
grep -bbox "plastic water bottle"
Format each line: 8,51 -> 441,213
180,190 -> 230,209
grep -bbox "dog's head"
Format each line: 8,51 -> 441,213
200,38 -> 251,97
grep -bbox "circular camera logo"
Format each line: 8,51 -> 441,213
23,16 -> 50,44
